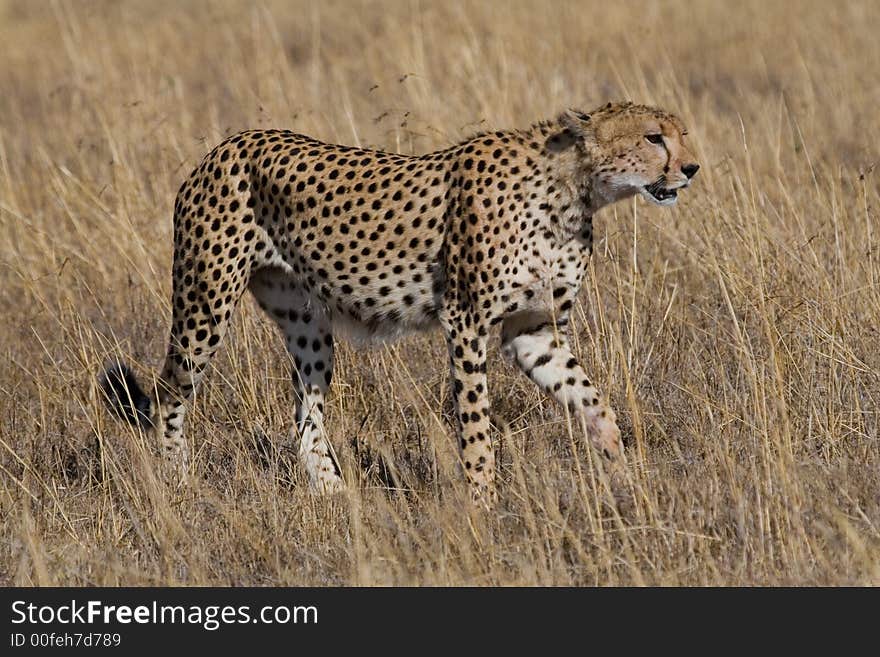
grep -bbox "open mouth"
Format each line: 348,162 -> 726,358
642,181 -> 679,205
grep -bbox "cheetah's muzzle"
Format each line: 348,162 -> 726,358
643,179 -> 680,205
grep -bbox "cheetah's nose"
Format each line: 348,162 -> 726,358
682,163 -> 700,179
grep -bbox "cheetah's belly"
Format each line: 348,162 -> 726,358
272,250 -> 446,345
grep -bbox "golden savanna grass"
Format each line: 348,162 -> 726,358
1,0 -> 878,586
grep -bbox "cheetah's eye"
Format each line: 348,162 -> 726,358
645,134 -> 664,145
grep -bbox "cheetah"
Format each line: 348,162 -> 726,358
101,101 -> 699,503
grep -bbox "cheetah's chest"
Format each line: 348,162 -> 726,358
502,230 -> 592,316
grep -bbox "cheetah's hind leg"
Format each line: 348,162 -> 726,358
249,269 -> 344,494
100,244 -> 250,480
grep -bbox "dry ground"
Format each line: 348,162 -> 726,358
1,0 -> 879,585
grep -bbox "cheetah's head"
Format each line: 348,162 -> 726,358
552,102 -> 699,209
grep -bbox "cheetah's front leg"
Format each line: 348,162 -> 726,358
445,323 -> 496,504
502,318 -> 622,465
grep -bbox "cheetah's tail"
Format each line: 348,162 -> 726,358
99,362 -> 154,429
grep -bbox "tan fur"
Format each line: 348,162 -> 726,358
108,101 -> 699,502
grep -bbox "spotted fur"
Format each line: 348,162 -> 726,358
101,101 -> 699,502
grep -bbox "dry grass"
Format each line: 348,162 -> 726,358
1,0 -> 879,586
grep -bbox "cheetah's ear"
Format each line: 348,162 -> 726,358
547,109 -> 596,152
566,108 -> 592,123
